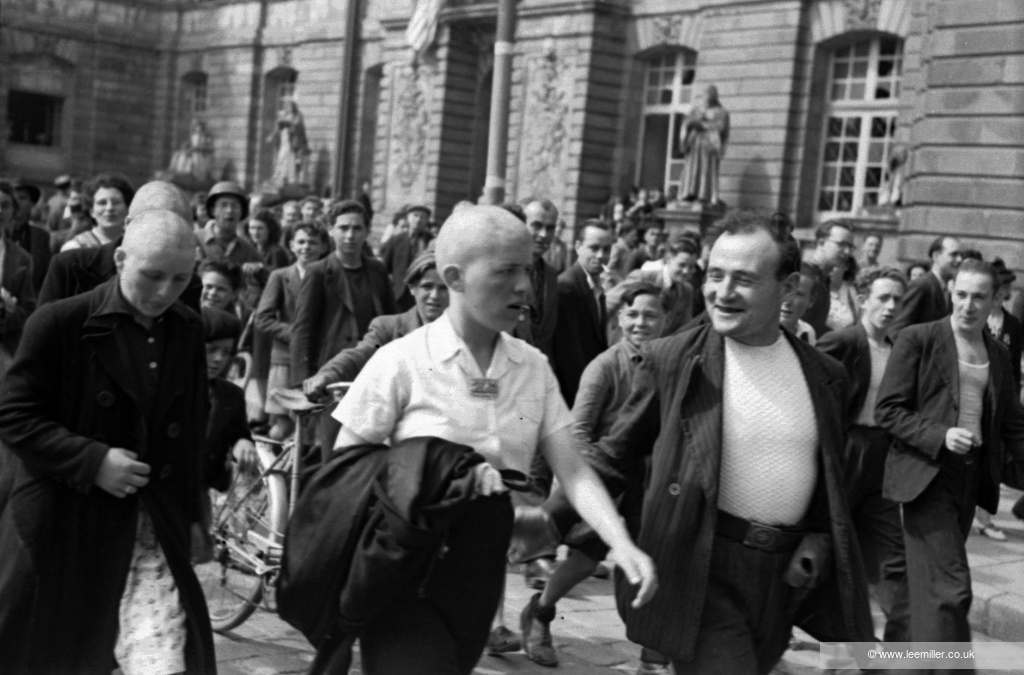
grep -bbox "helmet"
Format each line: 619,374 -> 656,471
206,181 -> 249,220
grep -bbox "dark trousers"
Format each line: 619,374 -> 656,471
846,425 -> 911,643
356,495 -> 514,675
670,534 -> 796,675
902,454 -> 978,651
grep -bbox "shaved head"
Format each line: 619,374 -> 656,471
121,210 -> 195,255
116,210 -> 196,319
435,205 -> 533,336
126,181 -> 191,224
435,205 -> 532,274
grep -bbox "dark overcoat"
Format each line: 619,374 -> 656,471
582,323 -> 874,661
0,278 -> 215,674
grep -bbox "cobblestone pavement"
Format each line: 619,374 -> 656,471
215,486 -> 1024,674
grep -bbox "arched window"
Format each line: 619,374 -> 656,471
817,36 -> 903,214
637,48 -> 697,200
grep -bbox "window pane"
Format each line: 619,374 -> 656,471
825,142 -> 841,161
819,191 -> 836,211
849,83 -> 865,100
854,41 -> 870,57
682,68 -> 695,86
878,59 -> 894,77
852,60 -> 868,78
831,83 -> 846,101
880,38 -> 897,55
840,166 -> 856,186
871,116 -> 891,137
660,89 -> 673,105
863,191 -> 879,206
875,83 -> 892,99
827,117 -> 843,136
838,191 -> 853,211
841,143 -> 857,162
846,117 -> 861,137
868,142 -> 885,163
7,90 -> 63,146
822,166 -> 837,185
834,61 -> 849,79
865,167 -> 883,188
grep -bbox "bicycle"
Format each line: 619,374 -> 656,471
192,384 -> 348,632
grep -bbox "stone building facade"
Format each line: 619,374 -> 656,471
1,0 -> 1021,267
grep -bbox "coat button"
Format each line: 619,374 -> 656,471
160,465 -> 173,480
96,391 -> 115,407
668,483 -> 682,496
167,423 -> 182,439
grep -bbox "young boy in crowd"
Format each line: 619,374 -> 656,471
325,205 -> 656,674
780,262 -> 820,344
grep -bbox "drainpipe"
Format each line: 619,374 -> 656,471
481,0 -> 515,205
333,0 -> 361,199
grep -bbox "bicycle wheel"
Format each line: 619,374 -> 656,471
193,440 -> 288,632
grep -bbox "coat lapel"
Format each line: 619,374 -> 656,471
687,327 -> 723,500
936,319 -> 960,407
82,314 -> 144,418
573,264 -> 602,343
325,255 -> 355,315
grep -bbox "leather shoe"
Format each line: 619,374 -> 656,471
485,625 -> 521,654
524,557 -> 556,590
521,592 -> 558,667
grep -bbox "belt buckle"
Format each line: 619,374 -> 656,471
743,523 -> 780,551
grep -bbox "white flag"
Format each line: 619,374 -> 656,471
406,0 -> 446,54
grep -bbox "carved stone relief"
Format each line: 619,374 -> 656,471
652,15 -> 685,45
518,40 -> 572,204
388,60 -> 435,195
843,0 -> 883,30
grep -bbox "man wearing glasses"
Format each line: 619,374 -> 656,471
290,200 -> 397,458
889,235 -> 962,337
803,220 -> 856,337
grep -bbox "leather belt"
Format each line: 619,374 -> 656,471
716,510 -> 806,552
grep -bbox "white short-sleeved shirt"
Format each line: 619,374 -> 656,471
333,312 -> 573,474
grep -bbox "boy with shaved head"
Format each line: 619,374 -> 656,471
328,205 -> 656,674
0,211 -> 216,674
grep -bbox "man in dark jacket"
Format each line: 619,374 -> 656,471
38,180 -> 201,309
802,219 -> 855,337
379,203 -> 432,310
290,200 -> 396,456
0,211 -> 215,674
9,180 -> 52,292
534,212 -> 873,672
888,235 -> 962,337
817,266 -> 910,643
876,259 -> 1024,649
552,219 -> 613,405
517,198 -> 560,363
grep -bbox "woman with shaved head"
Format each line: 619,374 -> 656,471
324,205 -> 657,674
0,210 -> 216,674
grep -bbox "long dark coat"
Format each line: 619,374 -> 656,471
574,323 -> 874,661
0,278 -> 215,674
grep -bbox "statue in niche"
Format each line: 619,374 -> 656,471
169,118 -> 215,184
267,99 -> 310,187
679,84 -> 730,207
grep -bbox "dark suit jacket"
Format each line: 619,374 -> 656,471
316,306 -> 424,385
889,271 -> 948,337
817,323 -> 893,423
37,238 -> 202,311
572,324 -> 872,661
552,263 -> 608,405
876,319 -> 1024,513
513,258 -> 559,362
0,242 -> 37,356
802,260 -> 832,337
0,278 -> 214,674
991,310 -> 1023,392
289,254 -> 396,386
9,222 -> 52,293
255,263 -> 303,366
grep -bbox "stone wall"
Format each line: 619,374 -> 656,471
900,0 -> 1024,268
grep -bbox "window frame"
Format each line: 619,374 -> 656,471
816,35 -> 903,216
635,48 -> 698,200
6,89 -> 65,148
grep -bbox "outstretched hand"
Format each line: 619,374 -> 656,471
608,544 -> 658,608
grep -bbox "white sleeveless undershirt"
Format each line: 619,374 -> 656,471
957,359 -> 988,444
720,335 -> 819,526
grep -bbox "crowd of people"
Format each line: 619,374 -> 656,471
0,170 -> 1022,675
